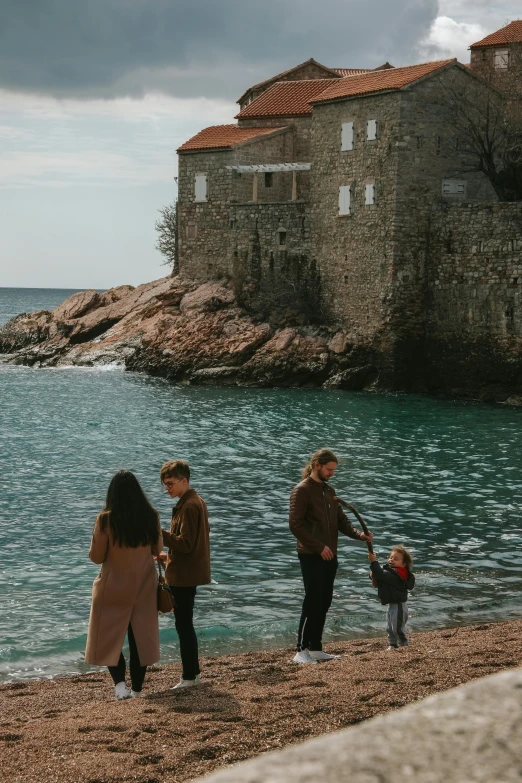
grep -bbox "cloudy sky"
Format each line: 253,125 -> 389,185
0,0 -> 520,289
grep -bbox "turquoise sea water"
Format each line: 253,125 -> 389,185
0,289 -> 521,682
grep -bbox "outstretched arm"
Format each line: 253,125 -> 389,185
338,505 -> 373,543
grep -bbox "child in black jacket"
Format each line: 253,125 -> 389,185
369,546 -> 415,650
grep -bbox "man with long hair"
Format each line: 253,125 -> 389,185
289,448 -> 372,663
159,460 -> 210,688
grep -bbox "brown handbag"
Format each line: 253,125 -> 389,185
157,558 -> 175,614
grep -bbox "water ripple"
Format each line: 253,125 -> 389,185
1,356 -> 522,680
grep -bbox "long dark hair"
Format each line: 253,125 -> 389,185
100,470 -> 160,548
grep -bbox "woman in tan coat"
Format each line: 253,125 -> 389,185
85,470 -> 162,700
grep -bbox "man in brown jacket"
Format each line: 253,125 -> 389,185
160,460 -> 210,688
289,448 -> 372,664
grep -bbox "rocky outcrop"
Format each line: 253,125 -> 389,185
0,277 -> 379,390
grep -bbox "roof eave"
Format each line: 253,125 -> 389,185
235,111 -> 312,120
177,145 -> 235,154
398,59 -> 458,91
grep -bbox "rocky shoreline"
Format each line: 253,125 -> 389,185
0,276 -> 379,391
1,276 -> 521,403
1,620 -> 521,783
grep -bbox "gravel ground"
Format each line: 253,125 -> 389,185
1,620 -> 521,783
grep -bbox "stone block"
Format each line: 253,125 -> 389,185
194,668 -> 522,783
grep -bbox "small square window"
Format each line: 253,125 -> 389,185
366,119 -> 377,141
187,223 -> 197,239
264,173 -> 273,187
494,49 -> 509,69
278,229 -> 287,246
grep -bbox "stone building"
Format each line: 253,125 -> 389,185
176,21 -> 522,389
468,19 -> 522,80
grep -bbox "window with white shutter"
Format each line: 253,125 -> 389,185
194,173 -> 208,202
442,180 -> 466,197
366,119 -> 377,141
339,185 -> 351,215
494,49 -> 509,69
365,182 -> 376,205
341,122 -> 354,151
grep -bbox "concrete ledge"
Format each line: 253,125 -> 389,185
194,668 -> 522,783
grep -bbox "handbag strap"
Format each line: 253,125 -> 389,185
157,556 -> 166,579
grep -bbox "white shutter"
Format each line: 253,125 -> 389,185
339,185 -> 351,215
341,122 -> 354,151
365,183 -> 375,205
366,119 -> 377,141
494,49 -> 509,69
442,180 -> 466,196
194,173 -> 208,202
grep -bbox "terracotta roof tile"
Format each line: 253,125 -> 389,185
236,79 -> 340,119
470,20 -> 522,48
237,58 -> 341,103
333,68 -> 371,77
249,59 -> 339,92
178,124 -> 286,152
311,59 -> 455,103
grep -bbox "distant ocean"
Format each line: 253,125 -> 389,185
0,287 -> 83,327
1,288 -> 521,682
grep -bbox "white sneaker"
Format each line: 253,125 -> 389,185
114,681 -> 131,700
309,650 -> 341,661
387,645 -> 399,651
292,649 -> 318,664
130,690 -> 143,698
171,674 -> 201,690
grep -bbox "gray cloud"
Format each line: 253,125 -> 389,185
0,0 -> 439,99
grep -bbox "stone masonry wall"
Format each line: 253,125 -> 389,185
238,117 -> 314,160
428,202 -> 522,338
229,201 -> 311,286
425,202 -> 522,396
178,129 -> 310,283
386,67 -> 499,379
469,43 -> 522,81
309,92 -> 401,338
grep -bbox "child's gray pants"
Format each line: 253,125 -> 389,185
386,601 -> 409,646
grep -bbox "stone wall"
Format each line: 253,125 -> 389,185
424,202 -> 522,396
428,202 -> 522,339
230,200 -> 311,282
178,129 -> 300,281
469,42 -> 522,80
309,91 -> 402,339
238,117 -> 314,160
384,67 -> 498,382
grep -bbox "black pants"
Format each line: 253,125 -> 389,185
297,554 -> 338,651
169,586 -> 200,680
107,624 -> 147,692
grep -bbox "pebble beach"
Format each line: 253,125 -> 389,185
1,619 -> 521,783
